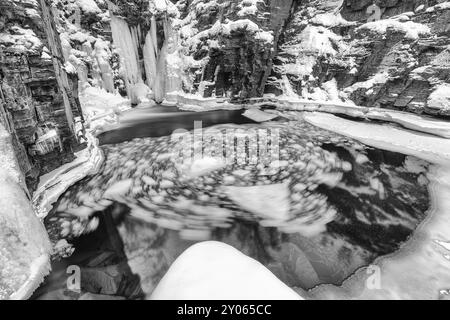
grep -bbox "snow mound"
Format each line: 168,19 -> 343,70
150,241 -> 304,300
357,20 -> 430,40
0,125 -> 51,300
427,83 -> 450,115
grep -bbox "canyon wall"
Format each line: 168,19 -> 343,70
274,0 -> 450,116
0,0 -> 84,187
60,0 -> 449,116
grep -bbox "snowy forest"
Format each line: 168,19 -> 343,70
1,0 -> 450,301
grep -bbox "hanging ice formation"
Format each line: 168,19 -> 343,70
110,13 -> 144,95
109,0 -> 182,104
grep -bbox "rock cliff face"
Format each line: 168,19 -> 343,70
65,0 -> 448,116
0,0 -> 84,187
274,0 -> 450,116
175,0 -> 294,100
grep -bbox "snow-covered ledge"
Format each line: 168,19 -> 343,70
32,131 -> 104,219
166,92 -> 450,139
33,86 -> 130,219
0,125 -> 51,300
150,241 -> 304,300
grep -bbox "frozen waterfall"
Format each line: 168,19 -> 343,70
110,14 -> 144,96
110,5 -> 183,104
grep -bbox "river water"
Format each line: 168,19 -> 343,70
35,112 -> 432,299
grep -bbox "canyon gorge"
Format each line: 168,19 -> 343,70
1,0 -> 450,300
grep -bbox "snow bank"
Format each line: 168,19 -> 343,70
310,13 -> 355,28
0,26 -> 42,53
222,19 -> 274,43
237,0 -> 260,17
427,83 -> 450,115
150,241 -> 304,300
0,125 -> 51,300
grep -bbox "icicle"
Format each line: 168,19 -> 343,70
166,18 -> 183,93
94,40 -> 115,93
143,31 -> 157,90
110,13 -> 143,95
154,41 -> 167,103
143,16 -> 166,103
151,16 -> 158,54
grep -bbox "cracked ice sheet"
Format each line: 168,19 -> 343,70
303,112 -> 450,299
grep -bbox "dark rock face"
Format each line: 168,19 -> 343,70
0,0 -> 83,187
274,0 -> 450,116
90,0 -> 449,115
179,0 -> 294,100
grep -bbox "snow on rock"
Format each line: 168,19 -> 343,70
342,72 -> 389,97
150,241 -> 304,300
0,26 -> 42,53
357,19 -> 431,40
427,83 -> 450,115
237,0 -> 261,17
76,0 -> 101,14
78,85 -> 131,133
222,19 -> 274,43
224,182 -> 291,221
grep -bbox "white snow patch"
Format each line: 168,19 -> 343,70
357,19 -> 430,40
150,241 -> 304,300
427,83 -> 450,114
76,0 -> 101,14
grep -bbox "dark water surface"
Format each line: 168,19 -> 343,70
35,114 -> 431,299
